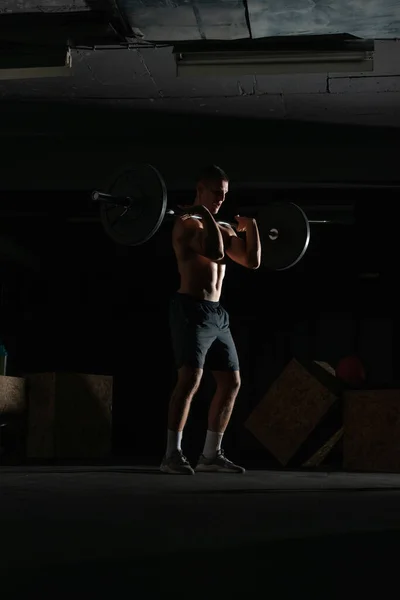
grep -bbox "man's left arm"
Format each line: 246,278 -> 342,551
224,216 -> 261,269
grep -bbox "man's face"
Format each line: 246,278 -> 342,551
197,178 -> 228,215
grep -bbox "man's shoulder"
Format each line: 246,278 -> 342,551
173,215 -> 203,235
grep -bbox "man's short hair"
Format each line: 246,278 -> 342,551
196,165 -> 229,185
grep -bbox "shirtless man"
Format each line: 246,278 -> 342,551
160,165 -> 261,475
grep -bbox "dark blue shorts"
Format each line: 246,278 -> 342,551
169,293 -> 240,372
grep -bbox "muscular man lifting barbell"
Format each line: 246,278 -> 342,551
161,165 -> 261,475
91,163 -> 314,473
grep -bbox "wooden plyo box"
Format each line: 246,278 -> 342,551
0,375 -> 26,462
26,372 -> 113,459
343,389 -> 400,473
0,375 -> 26,415
245,359 -> 342,466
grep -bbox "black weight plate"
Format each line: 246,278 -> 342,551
100,163 -> 167,246
258,202 -> 310,271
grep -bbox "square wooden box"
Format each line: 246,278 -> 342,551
0,375 -> 26,462
0,375 -> 26,415
245,359 -> 342,465
344,389 -> 400,472
26,372 -> 113,459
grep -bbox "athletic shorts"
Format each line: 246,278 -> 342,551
169,292 -> 240,371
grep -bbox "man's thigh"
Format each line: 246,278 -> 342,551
206,328 -> 240,372
169,295 -> 216,369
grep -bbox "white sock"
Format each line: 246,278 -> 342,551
166,429 -> 182,458
202,430 -> 223,459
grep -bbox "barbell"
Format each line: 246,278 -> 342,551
91,163 -> 313,271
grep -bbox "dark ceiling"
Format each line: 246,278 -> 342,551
0,0 -> 400,129
5,0 -> 400,39
122,0 -> 400,41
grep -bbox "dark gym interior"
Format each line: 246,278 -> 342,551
1,1 -> 400,596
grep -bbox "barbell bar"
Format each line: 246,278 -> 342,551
91,163 -> 342,271
91,191 -> 132,208
167,211 -> 283,244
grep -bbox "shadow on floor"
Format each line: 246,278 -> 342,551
2,529 -> 397,596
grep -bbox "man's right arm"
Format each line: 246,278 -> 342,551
174,211 -> 224,261
197,206 -> 224,261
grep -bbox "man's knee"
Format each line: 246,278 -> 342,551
214,370 -> 241,395
176,366 -> 203,397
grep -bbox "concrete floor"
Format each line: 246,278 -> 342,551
1,466 -> 400,597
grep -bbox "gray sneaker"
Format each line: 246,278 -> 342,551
195,449 -> 245,474
160,449 -> 195,475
